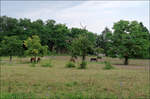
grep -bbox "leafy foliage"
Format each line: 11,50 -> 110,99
110,20 -> 150,65
24,35 -> 48,57
79,61 -> 87,69
0,16 -> 149,64
96,27 -> 112,56
66,61 -> 76,68
95,48 -> 104,55
103,61 -> 114,70
71,35 -> 93,61
0,36 -> 23,61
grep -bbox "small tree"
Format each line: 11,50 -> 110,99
24,35 -> 48,61
71,35 -> 93,68
0,36 -> 23,62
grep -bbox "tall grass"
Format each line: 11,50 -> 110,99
41,60 -> 52,67
30,63 -> 36,67
1,92 -> 37,99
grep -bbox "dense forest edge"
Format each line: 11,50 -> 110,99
0,16 -> 150,65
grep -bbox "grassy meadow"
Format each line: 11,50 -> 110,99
0,56 -> 149,99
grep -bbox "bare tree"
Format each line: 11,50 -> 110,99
80,22 -> 87,30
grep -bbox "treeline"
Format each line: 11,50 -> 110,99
0,16 -> 97,54
0,16 -> 150,60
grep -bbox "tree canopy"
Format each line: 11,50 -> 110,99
110,20 -> 150,65
0,16 -> 149,65
24,35 -> 48,58
0,36 -> 23,61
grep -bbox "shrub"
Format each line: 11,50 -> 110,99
103,61 -> 114,70
66,61 -> 76,68
97,56 -> 102,59
79,61 -> 87,69
41,61 -> 52,67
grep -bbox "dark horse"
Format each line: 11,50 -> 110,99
70,57 -> 76,63
30,57 -> 36,63
37,57 -> 41,63
90,58 -> 97,62
30,57 -> 41,63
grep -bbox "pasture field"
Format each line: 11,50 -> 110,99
0,56 -> 149,99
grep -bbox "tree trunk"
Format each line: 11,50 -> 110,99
124,56 -> 128,65
34,56 -> 37,63
9,56 -> 12,62
82,55 -> 86,62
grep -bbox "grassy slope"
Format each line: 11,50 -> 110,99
0,56 -> 149,99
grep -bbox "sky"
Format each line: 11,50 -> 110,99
1,1 -> 149,34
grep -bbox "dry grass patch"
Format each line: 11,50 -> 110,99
0,56 -> 149,98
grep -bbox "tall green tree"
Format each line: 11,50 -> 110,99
24,35 -> 48,60
111,20 -> 149,65
0,36 -> 23,62
0,16 -> 19,42
96,27 -> 112,56
71,35 -> 93,62
50,24 -> 70,53
18,18 -> 33,40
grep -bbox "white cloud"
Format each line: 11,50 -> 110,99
2,1 -> 149,33
51,1 -> 148,33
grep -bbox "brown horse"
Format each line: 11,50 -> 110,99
30,57 -> 36,63
37,57 -> 41,63
70,57 -> 76,63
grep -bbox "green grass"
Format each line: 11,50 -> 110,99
40,60 -> 53,67
0,56 -> 149,99
1,92 -> 37,99
30,63 -> 36,67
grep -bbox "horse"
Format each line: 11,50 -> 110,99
70,57 -> 76,63
30,57 -> 36,63
37,57 -> 41,63
90,58 -> 98,62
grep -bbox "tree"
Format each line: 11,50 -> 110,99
18,18 -> 33,40
96,27 -> 112,56
71,35 -> 93,62
111,20 -> 150,65
0,16 -> 19,42
95,48 -> 104,55
0,36 -> 23,62
52,24 -> 70,53
24,35 -> 48,61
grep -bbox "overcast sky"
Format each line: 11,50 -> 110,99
1,1 -> 149,34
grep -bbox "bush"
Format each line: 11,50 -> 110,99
79,61 -> 87,69
103,61 -> 114,70
41,61 -> 52,67
30,63 -> 36,67
66,61 -> 76,68
97,56 -> 102,59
